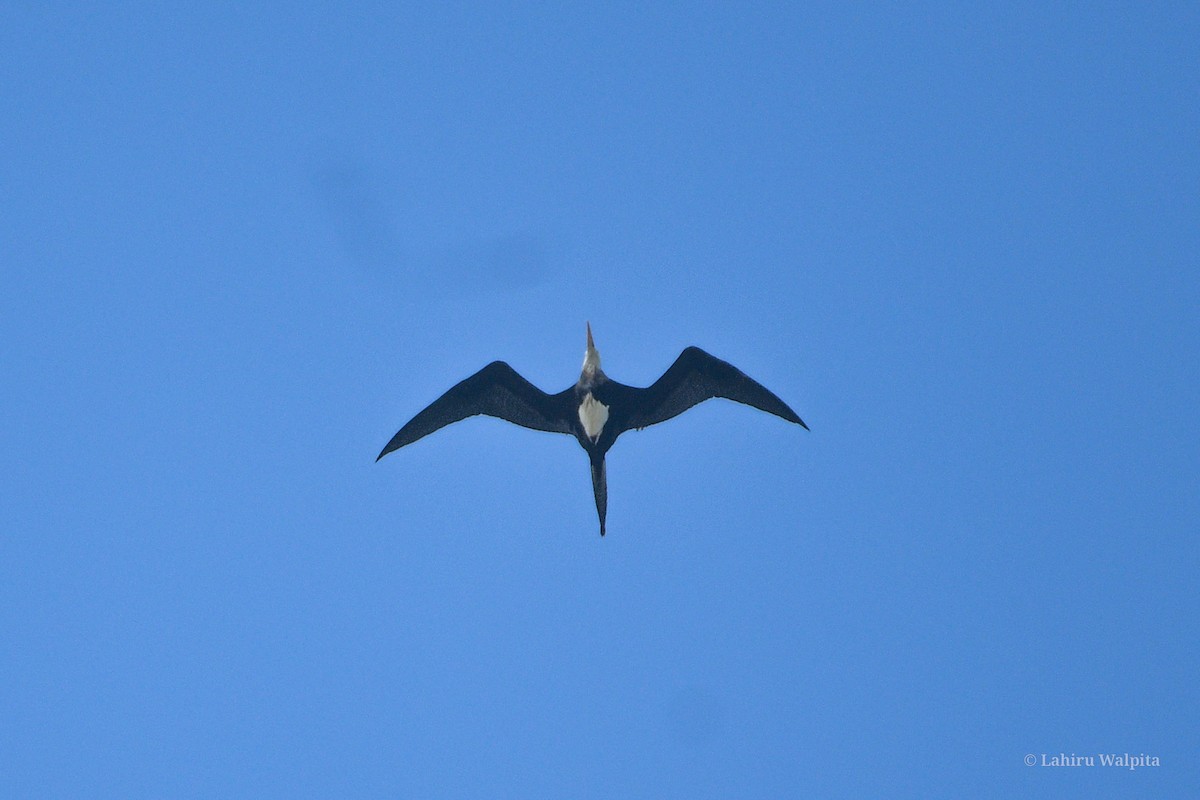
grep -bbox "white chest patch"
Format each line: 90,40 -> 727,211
578,392 -> 610,443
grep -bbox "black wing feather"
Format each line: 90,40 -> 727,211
377,361 -> 570,461
618,347 -> 807,433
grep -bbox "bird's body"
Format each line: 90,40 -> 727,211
377,324 -> 807,535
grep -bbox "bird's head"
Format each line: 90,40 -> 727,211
581,321 -> 602,378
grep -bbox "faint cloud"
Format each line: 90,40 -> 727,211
309,157 -> 549,295
663,685 -> 729,747
431,232 -> 548,293
311,160 -> 404,281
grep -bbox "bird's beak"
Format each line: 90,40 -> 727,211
586,321 -> 594,351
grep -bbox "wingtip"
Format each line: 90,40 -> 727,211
798,417 -> 810,431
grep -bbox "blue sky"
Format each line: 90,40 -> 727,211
2,3 -> 1197,797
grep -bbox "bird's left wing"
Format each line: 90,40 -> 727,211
616,346 -> 808,434
377,361 -> 571,461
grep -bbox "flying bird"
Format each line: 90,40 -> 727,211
377,324 -> 808,535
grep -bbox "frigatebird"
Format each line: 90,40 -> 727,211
377,324 -> 807,535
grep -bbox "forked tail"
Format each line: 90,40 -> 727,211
590,457 -> 607,536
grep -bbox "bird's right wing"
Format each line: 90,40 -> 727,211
618,347 -> 808,433
377,361 -> 571,461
